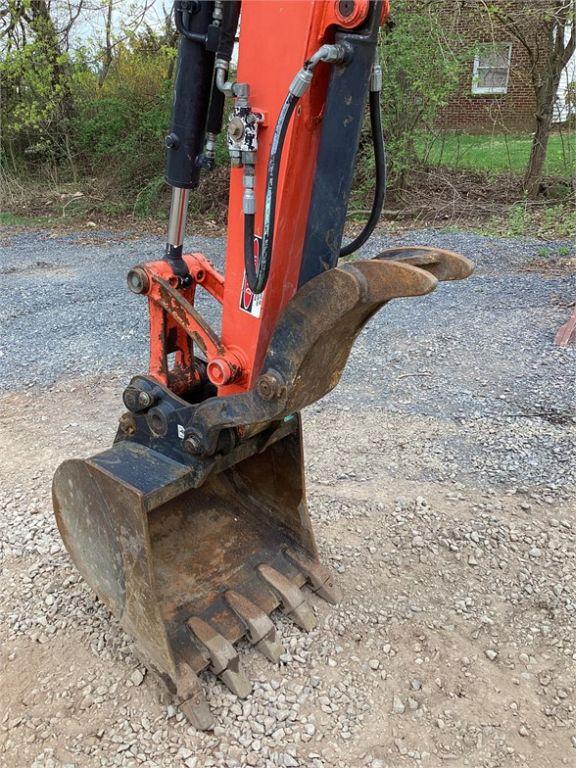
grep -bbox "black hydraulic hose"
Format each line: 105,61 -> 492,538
244,92 -> 299,294
203,2 -> 241,159
244,210 -> 256,285
340,87 -> 387,258
217,1 -> 241,62
206,77 -> 226,136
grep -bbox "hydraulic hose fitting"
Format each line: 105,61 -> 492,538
243,167 -> 256,215
289,68 -> 313,98
307,42 -> 351,67
289,43 -> 352,98
215,58 -> 233,95
197,131 -> 217,170
212,0 -> 223,26
232,81 -> 250,106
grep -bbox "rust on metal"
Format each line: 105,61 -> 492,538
374,246 -> 474,281
284,547 -> 341,604
155,275 -> 224,358
224,589 -> 285,663
187,617 -> 251,697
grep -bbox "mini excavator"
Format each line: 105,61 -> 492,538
52,0 -> 473,728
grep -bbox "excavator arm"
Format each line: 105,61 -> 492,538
52,0 -> 473,729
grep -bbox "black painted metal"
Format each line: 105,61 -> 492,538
298,5 -> 381,286
165,1 -> 216,189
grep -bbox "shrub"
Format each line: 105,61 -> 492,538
379,0 -> 465,187
71,42 -> 175,192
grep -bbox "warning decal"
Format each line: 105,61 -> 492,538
239,235 -> 264,317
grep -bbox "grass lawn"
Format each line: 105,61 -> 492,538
417,132 -> 576,178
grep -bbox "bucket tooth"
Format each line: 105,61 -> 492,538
284,548 -> 341,604
224,590 -> 285,663
174,662 -> 215,731
257,564 -> 316,632
255,633 -> 285,664
186,617 -> 251,698
219,665 -> 251,698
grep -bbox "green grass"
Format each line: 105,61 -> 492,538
416,132 -> 576,178
0,212 -> 54,227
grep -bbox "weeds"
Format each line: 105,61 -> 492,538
133,176 -> 166,219
482,202 -> 576,240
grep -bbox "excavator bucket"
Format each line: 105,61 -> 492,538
52,249 -> 473,728
53,418 -> 320,729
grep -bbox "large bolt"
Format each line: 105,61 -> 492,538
256,371 -> 285,401
138,391 -> 154,409
123,385 -> 155,413
207,357 -> 238,386
164,132 -> 179,149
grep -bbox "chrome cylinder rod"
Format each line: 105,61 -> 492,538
167,186 -> 190,253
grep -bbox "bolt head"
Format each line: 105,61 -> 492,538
165,132 -> 179,149
138,391 -> 153,409
183,434 -> 203,456
256,372 -> 284,401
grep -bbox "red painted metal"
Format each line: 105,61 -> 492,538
218,0 -> 385,395
137,254 -> 246,392
139,1 -> 389,397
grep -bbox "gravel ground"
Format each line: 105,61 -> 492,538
0,227 -> 575,768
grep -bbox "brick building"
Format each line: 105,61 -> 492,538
438,0 -> 575,132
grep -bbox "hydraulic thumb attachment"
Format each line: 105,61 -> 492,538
53,248 -> 472,728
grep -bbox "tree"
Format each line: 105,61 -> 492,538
379,0 -> 466,188
0,1 -> 79,171
96,0 -> 157,86
483,0 -> 576,197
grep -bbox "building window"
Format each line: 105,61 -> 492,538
472,44 -> 512,95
